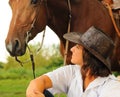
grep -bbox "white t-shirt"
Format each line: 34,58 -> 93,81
45,65 -> 120,97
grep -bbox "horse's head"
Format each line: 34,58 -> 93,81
5,0 -> 47,56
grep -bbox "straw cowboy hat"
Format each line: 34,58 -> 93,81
63,26 -> 115,70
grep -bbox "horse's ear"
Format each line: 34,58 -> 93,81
31,0 -> 38,4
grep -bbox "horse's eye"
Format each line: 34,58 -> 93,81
31,0 -> 38,4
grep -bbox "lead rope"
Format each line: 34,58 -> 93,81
105,2 -> 120,37
15,27 -> 46,79
27,44 -> 36,79
27,27 -> 46,79
15,1 -> 47,79
63,0 -> 72,66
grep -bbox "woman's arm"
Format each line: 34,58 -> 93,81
26,75 -> 52,97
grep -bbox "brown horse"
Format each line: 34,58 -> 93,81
5,0 -> 120,71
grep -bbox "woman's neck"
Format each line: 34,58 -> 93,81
82,69 -> 97,91
83,75 -> 96,91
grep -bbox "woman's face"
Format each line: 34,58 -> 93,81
70,44 -> 84,66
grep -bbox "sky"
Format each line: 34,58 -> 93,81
0,0 -> 59,62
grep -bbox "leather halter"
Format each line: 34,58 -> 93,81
16,0 -> 47,79
27,0 -> 47,43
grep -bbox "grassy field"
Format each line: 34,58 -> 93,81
0,78 -> 66,97
0,68 -> 120,97
0,78 -> 29,97
0,66 -> 66,97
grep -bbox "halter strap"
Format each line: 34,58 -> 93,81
63,0 -> 72,65
106,3 -> 120,37
103,2 -> 120,37
15,0 -> 48,79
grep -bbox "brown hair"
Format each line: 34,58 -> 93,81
81,49 -> 111,78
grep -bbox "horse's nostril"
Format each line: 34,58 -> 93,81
15,39 -> 19,49
13,39 -> 21,52
5,39 -> 21,56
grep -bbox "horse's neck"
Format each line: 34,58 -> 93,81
70,0 -> 109,32
46,0 -> 86,38
47,0 -> 70,39
47,12 -> 69,39
72,0 -> 103,17
47,0 -> 69,11
47,0 -> 107,35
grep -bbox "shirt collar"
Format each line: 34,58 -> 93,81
85,74 -> 116,91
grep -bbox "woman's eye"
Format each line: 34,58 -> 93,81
76,45 -> 80,49
76,45 -> 83,49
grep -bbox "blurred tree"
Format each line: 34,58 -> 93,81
4,43 -> 63,70
0,62 -> 4,69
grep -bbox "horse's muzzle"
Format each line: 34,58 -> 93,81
5,38 -> 26,56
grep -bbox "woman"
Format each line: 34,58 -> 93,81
26,26 -> 120,97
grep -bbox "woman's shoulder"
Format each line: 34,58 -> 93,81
100,75 -> 120,97
107,75 -> 120,85
45,64 -> 81,77
63,64 -> 81,72
64,64 -> 80,69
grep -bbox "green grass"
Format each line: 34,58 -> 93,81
0,79 -> 29,97
0,78 -> 66,97
0,72 -> 66,97
0,67 -> 119,97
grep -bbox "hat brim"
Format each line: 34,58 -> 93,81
63,32 -> 111,70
